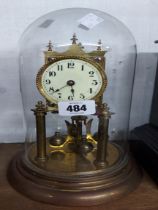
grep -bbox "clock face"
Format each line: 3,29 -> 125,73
37,57 -> 107,103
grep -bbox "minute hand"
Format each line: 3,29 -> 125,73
54,84 -> 68,93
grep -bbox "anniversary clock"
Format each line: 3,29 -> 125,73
8,8 -> 141,206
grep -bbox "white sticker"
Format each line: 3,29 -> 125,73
78,13 -> 104,29
58,100 -> 96,116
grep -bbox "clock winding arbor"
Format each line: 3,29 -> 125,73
9,34 -> 141,206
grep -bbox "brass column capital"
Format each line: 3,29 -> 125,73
32,101 -> 47,115
96,103 -> 114,119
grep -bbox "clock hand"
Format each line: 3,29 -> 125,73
67,80 -> 75,97
53,84 -> 68,93
70,86 -> 75,97
53,80 -> 75,93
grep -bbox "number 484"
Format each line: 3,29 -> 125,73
66,104 -> 87,112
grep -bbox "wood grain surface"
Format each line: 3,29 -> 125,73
0,143 -> 158,210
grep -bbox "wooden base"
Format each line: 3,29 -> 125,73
8,150 -> 141,206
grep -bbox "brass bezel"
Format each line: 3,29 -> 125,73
36,56 -> 107,104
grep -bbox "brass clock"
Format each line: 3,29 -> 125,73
8,33 -> 141,206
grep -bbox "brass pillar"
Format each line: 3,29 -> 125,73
95,103 -> 113,168
32,101 -> 47,160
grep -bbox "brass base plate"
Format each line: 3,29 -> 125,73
8,143 -> 141,206
28,142 -> 120,174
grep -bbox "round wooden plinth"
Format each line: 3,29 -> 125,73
8,151 -> 141,206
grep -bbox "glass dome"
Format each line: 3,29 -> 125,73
9,8 -> 140,206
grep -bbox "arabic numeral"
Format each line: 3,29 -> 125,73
67,62 -> 75,68
49,71 -> 56,77
89,71 -> 94,77
80,93 -> 85,99
58,93 -> 62,98
80,105 -> 87,111
66,104 -> 87,112
49,87 -> 55,92
67,105 -> 73,112
73,105 -> 80,112
45,79 -> 51,84
57,65 -> 63,71
68,96 -> 74,100
92,80 -> 98,85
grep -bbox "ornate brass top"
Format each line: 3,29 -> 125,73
44,34 -> 107,64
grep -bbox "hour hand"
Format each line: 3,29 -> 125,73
70,86 -> 75,97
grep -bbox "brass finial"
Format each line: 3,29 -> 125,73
71,33 -> 78,44
47,40 -> 53,51
97,39 -> 102,51
35,101 -> 46,110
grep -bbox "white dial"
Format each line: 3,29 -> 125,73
37,58 -> 106,103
